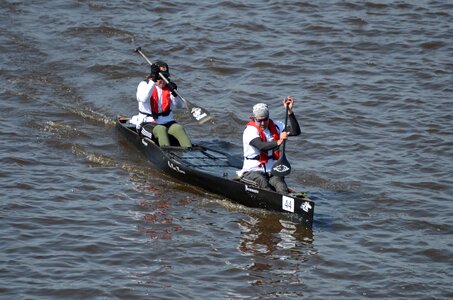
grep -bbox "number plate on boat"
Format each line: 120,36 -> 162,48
282,196 -> 294,213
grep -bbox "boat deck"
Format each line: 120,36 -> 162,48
165,146 -> 242,179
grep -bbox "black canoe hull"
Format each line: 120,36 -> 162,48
116,116 -> 314,227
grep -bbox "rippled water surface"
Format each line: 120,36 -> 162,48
1,1 -> 452,299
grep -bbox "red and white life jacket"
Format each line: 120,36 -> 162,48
246,119 -> 280,163
149,83 -> 171,117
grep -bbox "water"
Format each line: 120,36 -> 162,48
1,0 -> 452,299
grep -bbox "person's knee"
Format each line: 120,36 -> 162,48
270,176 -> 288,194
169,124 -> 192,147
153,125 -> 170,146
168,123 -> 184,136
275,184 -> 288,194
244,172 -> 272,190
153,125 -> 167,135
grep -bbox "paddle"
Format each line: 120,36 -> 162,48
134,47 -> 213,124
271,105 -> 291,177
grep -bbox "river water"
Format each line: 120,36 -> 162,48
1,1 -> 452,299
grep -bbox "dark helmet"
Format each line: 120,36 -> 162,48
154,60 -> 170,78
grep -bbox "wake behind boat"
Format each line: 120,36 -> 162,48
116,116 -> 314,227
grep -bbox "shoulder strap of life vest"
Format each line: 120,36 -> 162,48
246,119 -> 280,163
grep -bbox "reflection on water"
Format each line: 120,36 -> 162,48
237,213 -> 315,294
137,199 -> 183,241
238,214 -> 313,256
129,183 -> 193,241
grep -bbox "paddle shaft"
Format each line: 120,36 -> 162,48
281,104 -> 289,154
270,104 -> 291,176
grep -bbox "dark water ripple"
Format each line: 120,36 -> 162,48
1,0 -> 452,299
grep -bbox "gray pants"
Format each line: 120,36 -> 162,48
241,171 -> 288,194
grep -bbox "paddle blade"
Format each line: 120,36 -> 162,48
186,101 -> 213,124
271,154 -> 291,177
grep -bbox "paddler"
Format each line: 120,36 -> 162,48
239,97 -> 301,194
130,61 -> 192,147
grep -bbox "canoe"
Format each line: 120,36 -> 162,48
116,116 -> 314,227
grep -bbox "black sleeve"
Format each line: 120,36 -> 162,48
286,113 -> 301,136
249,137 -> 279,152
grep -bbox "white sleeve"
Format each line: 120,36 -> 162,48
136,80 -> 156,103
243,126 -> 259,145
243,126 -> 261,158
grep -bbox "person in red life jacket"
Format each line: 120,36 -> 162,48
130,61 -> 192,147
239,97 -> 301,194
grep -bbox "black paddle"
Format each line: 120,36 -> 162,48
271,105 -> 291,177
135,47 -> 213,124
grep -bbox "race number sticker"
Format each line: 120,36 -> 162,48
282,196 -> 294,213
